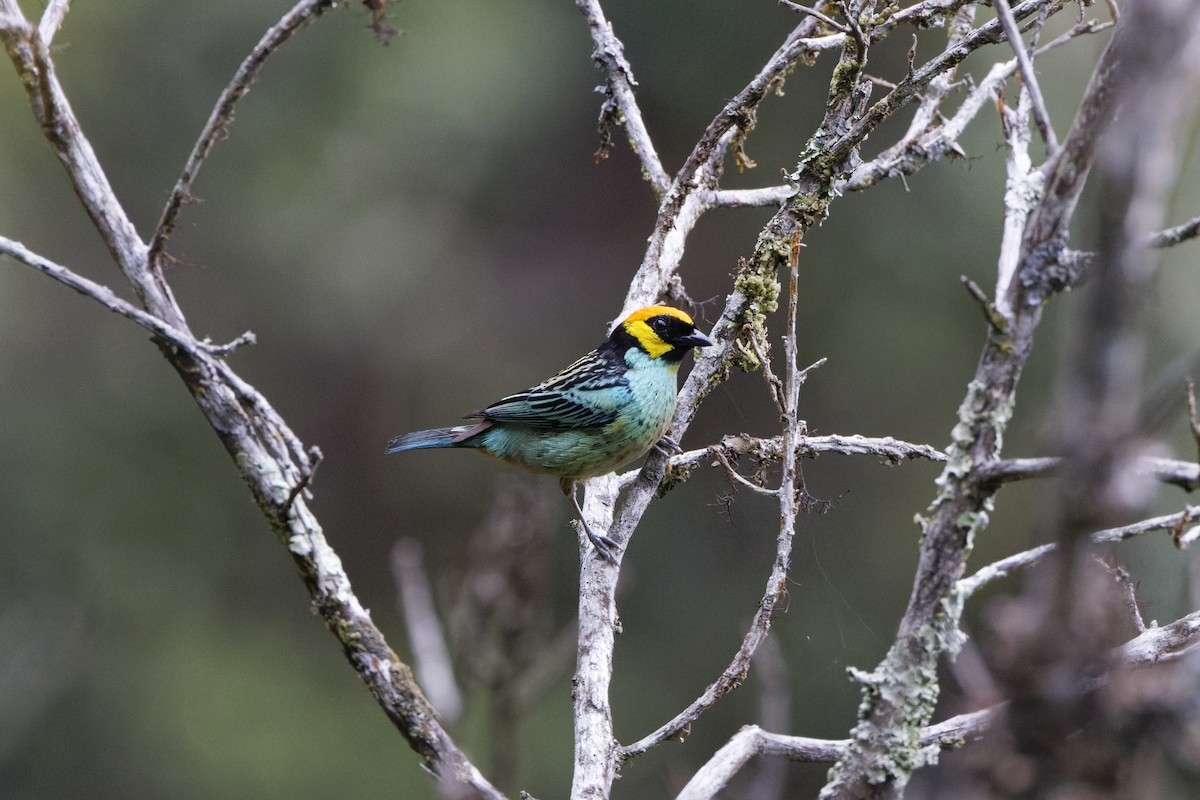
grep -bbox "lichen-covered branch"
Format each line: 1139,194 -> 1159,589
574,0 -> 669,194
819,1 -> 1136,795
674,603 -> 1200,799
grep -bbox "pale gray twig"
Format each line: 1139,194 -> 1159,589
392,539 -> 463,722
574,0 -> 669,193
708,186 -> 794,208
37,0 -> 69,43
995,85 -> 1039,320
779,0 -> 850,33
1121,609 -> 1200,664
1150,214 -> 1200,248
994,0 -> 1058,151
0,236 -> 249,356
959,505 -> 1200,599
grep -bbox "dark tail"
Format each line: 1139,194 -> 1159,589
384,422 -> 490,455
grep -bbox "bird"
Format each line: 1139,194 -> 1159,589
385,305 -> 713,560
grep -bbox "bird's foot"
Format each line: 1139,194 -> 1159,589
653,435 -> 683,457
575,518 -> 619,562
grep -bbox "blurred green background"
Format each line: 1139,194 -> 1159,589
2,1 -> 1198,797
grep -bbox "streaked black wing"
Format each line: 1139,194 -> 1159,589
467,349 -> 630,430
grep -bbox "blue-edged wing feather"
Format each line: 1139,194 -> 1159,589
465,348 -> 630,430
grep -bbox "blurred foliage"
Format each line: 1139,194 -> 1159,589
2,1 -> 1199,798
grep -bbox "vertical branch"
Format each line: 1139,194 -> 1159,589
994,0 -> 1058,152
994,87 -> 1038,321
985,2 -> 1200,795
572,474 -> 621,800
37,0 -> 70,43
574,0 -> 669,194
821,4 -> 1136,798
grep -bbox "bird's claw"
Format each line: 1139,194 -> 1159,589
653,435 -> 683,457
587,529 -> 620,562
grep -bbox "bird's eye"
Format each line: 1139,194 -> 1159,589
652,317 -> 669,334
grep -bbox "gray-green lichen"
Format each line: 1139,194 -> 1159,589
823,625 -> 946,797
731,255 -> 781,373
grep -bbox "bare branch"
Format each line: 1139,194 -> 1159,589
574,0 -> 669,193
708,185 -> 795,208
960,504 -> 1200,599
0,13 -> 172,324
2,6 -> 503,793
0,236 -> 191,349
714,449 -> 781,496
970,455 -> 1060,488
957,543 -> 1058,599
1151,214 -> 1200,248
974,455 -> 1200,492
571,473 -> 621,799
779,0 -> 850,33
149,0 -> 345,266
676,727 -> 849,800
994,0 -> 1058,151
392,539 -> 463,722
37,0 -> 69,43
1121,609 -> 1200,664
995,85 -> 1039,320
822,3 -> 1149,793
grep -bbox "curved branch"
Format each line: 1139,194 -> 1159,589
149,0 -> 344,266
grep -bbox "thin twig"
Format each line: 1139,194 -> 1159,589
0,236 -> 190,347
714,449 -> 780,497
960,505 -> 1200,598
779,0 -> 850,33
1189,380 -> 1200,463
574,0 -> 669,193
708,186 -> 795,208
993,0 -> 1058,151
1121,609 -> 1200,664
621,234 -> 808,763
956,543 -> 1057,599
149,0 -> 344,266
994,83 -> 1039,320
1151,214 -> 1200,248
1098,555 -> 1147,633
746,326 -> 785,415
